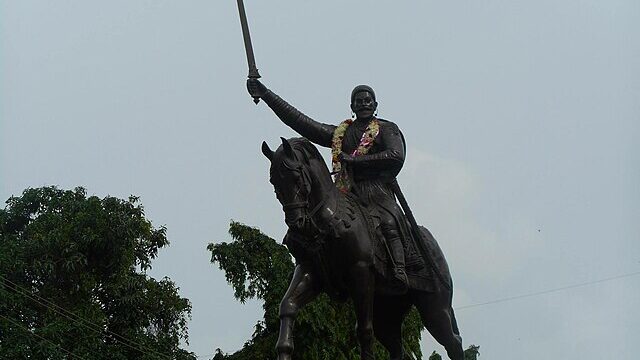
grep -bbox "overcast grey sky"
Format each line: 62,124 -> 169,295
2,1 -> 639,359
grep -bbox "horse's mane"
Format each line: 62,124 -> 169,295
287,137 -> 324,164
283,137 -> 333,181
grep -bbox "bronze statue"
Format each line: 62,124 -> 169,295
249,81 -> 464,360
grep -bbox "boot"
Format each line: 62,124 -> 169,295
389,237 -> 408,293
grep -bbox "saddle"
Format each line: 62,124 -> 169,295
282,193 -> 449,299
353,193 -> 452,294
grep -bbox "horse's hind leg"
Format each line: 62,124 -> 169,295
349,261 -> 376,360
415,292 -> 464,360
276,263 -> 319,360
373,294 -> 412,360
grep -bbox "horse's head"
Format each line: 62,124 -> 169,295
262,137 -> 315,232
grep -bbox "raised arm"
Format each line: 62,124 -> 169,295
247,79 -> 335,148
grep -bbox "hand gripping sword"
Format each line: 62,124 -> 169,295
236,0 -> 261,104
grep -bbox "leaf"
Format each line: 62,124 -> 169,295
209,221 -> 426,360
0,186 -> 196,359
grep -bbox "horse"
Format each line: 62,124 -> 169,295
261,137 -> 463,360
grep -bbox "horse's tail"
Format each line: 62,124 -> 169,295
450,307 -> 460,336
448,277 -> 461,336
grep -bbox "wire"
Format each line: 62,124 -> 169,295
455,270 -> 640,310
0,313 -> 88,360
0,274 -> 173,360
3,270 -> 638,359
0,275 -> 172,359
197,270 -> 640,358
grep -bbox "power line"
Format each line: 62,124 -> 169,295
3,270 -> 638,359
455,270 -> 640,311
197,270 -> 640,358
0,274 -> 173,360
0,275 -> 172,359
0,313 -> 88,360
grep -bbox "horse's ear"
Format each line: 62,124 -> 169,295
280,137 -> 294,158
261,141 -> 274,161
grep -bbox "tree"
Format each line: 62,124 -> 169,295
428,345 -> 479,360
208,221 -> 424,360
0,186 -> 196,360
464,345 -> 480,360
209,222 -> 480,360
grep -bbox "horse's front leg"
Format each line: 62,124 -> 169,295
276,262 -> 320,360
349,260 -> 376,360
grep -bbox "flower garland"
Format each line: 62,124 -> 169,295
331,118 -> 380,193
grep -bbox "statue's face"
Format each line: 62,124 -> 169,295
351,91 -> 377,119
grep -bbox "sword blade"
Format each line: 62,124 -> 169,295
236,0 -> 260,80
390,179 -> 451,290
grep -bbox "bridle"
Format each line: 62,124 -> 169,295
279,159 -> 327,234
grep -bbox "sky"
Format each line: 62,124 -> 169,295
1,1 -> 639,359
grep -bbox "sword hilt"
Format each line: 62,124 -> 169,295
248,69 -> 261,104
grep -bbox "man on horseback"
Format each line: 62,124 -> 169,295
248,79 -> 412,292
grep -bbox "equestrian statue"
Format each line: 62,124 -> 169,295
248,78 -> 464,360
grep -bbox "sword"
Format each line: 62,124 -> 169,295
236,0 -> 261,104
390,179 -> 451,290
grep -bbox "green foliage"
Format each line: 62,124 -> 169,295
0,186 -> 195,359
208,221 -> 424,360
428,345 -> 480,360
464,345 -> 480,360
